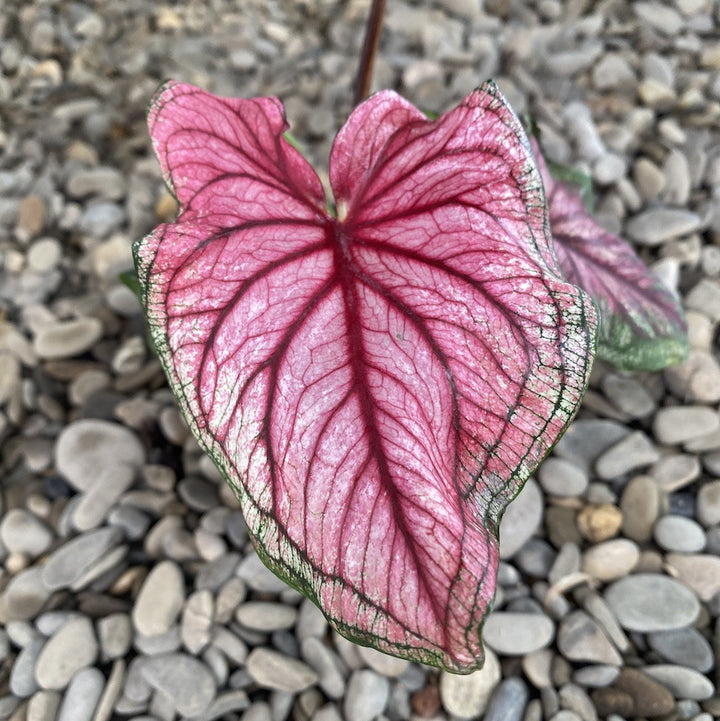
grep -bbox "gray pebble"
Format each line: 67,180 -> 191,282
181,589 -> 214,654
78,202 -> 124,238
33,317 -> 103,360
483,612 -> 555,655
642,665 -> 714,700
0,509 -> 54,557
132,560 -> 185,637
572,665 -> 619,688
484,677 -> 528,721
55,419 -> 145,492
3,567 -> 52,621
295,598 -> 329,642
141,653 -> 217,717
66,167 -> 125,200
538,458 -> 588,497
595,431 -> 660,479
35,616 -> 98,690
186,690 -> 251,721
626,208 -> 701,245
665,350 -> 720,403
301,638 -> 345,700
686,279 -> 720,321
515,538 -> 557,577
654,515 -> 706,552
56,667 -> 104,721
498,478 -> 543,558
97,613 -> 132,661
72,463 -> 135,531
601,374 -> 655,418
357,645 -> 409,677
650,454 -> 701,492
647,628 -> 714,673
10,636 -> 44,697
236,552 -> 290,593
554,420 -> 630,473
557,611 -> 622,666
235,602 -> 297,632
344,670 -> 390,721
558,683 -> 596,721
653,406 -> 720,445
41,527 -> 123,590
440,648 -> 501,718
604,574 -> 700,632
246,647 -> 318,692
211,628 -> 248,666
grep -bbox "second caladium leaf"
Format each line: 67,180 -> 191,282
134,81 -> 596,672
531,139 -> 688,371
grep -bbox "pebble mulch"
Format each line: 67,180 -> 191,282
1,1 -> 719,720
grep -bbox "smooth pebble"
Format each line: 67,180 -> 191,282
604,574 -> 700,631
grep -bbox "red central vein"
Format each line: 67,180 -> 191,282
331,220 -> 451,633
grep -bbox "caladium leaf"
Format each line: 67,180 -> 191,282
134,81 -> 596,672
531,138 -> 688,371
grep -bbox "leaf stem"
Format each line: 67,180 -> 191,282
354,0 -> 386,106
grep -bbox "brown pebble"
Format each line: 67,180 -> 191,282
17,194 -> 47,236
591,687 -> 635,717
411,680 -> 441,717
614,668 -> 675,717
577,504 -> 623,542
156,192 -> 179,220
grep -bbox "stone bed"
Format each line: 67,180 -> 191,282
1,1 -> 719,720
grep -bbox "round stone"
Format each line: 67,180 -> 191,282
344,670 -> 390,721
697,479 -> 720,526
33,317 -> 103,360
604,574 -> 700,632
3,567 -> 52,621
666,553 -> 720,601
538,458 -> 588,497
246,648 -> 318,692
141,653 -> 216,717
35,616 -> 99,690
440,648 -> 501,718
498,478 -> 543,559
235,602 -> 297,632
301,637 -> 345,699
483,677 -> 528,721
357,645 -> 409,677
132,560 -> 185,636
647,628 -> 714,673
56,667 -> 104,721
41,527 -> 122,590
557,611 -> 622,666
642,665 -> 714,701
55,420 -> 145,492
653,515 -> 706,552
482,612 -> 555,655
653,406 -> 720,445
0,509 -> 54,557
620,475 -> 660,542
582,539 -> 640,581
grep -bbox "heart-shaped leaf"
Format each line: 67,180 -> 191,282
531,139 -> 688,371
134,81 -> 596,672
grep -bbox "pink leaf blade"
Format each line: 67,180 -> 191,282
532,139 -> 688,371
148,80 -> 327,221
135,84 -> 597,672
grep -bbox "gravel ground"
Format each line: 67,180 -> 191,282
1,1 -> 720,720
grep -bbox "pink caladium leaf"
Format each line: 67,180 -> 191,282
133,81 -> 596,672
531,138 -> 688,371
